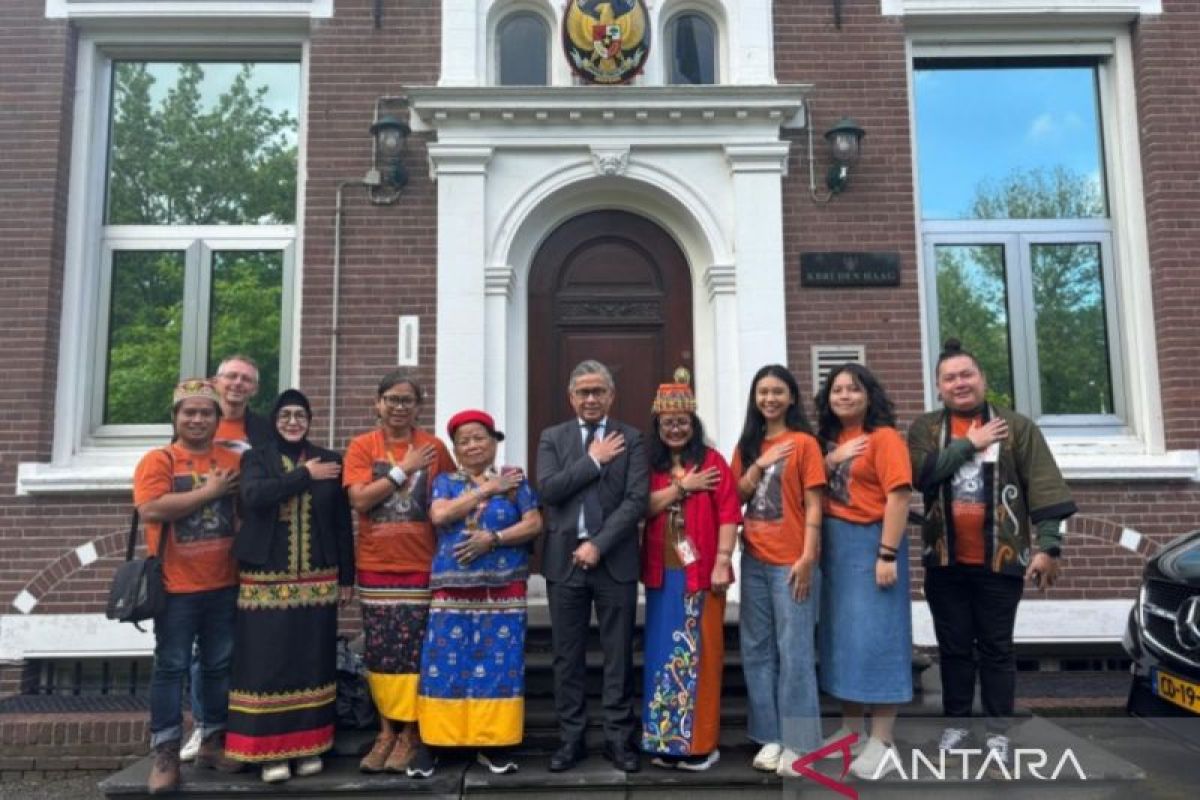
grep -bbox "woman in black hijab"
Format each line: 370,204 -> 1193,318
225,390 -> 354,783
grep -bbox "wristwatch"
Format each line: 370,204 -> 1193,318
1042,545 -> 1062,559
387,465 -> 407,487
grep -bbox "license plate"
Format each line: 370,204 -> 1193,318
1153,667 -> 1200,714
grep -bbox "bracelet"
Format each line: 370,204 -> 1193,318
671,478 -> 688,498
878,542 -> 898,553
491,530 -> 503,548
387,465 -> 407,487
877,552 -> 897,563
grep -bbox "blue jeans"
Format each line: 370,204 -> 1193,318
149,587 -> 237,748
739,553 -> 822,754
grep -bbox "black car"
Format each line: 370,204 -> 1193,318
1124,529 -> 1200,716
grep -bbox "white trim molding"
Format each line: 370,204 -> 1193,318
913,599 -> 1134,648
882,0 -> 1161,17
46,0 -> 332,19
410,84 -> 808,465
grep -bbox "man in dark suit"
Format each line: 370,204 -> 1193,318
537,360 -> 648,773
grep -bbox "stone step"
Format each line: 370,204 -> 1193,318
98,716 -> 1143,798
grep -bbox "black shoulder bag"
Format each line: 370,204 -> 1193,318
105,450 -> 172,629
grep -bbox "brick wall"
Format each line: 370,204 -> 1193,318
1134,1 -> 1200,454
775,1 -> 924,420
0,713 -> 147,779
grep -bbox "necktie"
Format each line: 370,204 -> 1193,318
582,422 -> 604,536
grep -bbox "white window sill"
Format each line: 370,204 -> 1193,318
17,450 -> 146,496
881,0 -> 1160,18
46,0 -> 332,19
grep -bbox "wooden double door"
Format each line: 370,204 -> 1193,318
527,211 -> 694,471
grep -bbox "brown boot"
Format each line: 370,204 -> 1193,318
195,730 -> 245,773
147,740 -> 181,795
384,726 -> 416,773
359,732 -> 396,773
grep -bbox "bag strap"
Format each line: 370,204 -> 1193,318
128,447 -> 176,562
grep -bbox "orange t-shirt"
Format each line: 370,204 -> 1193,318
824,426 -> 912,525
731,431 -> 827,566
343,428 -> 454,574
132,444 -> 242,593
948,414 -> 986,565
214,417 -> 252,454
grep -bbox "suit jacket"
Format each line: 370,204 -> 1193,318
536,418 -> 648,583
235,442 -> 355,586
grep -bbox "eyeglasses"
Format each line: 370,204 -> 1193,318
381,394 -> 419,409
659,418 -> 692,431
219,371 -> 258,384
572,387 -> 610,399
277,411 -> 309,423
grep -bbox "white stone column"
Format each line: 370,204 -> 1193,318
484,264 -> 515,460
428,144 -> 493,437
725,143 -> 791,392
704,262 -> 740,456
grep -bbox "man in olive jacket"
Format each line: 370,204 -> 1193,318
908,340 -> 1076,768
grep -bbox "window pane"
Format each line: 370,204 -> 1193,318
499,14 -> 549,86
669,13 -> 716,85
935,244 -> 1015,408
106,62 -> 299,225
914,63 -> 1106,220
104,251 -> 185,424
206,251 -> 283,415
1031,243 -> 1113,415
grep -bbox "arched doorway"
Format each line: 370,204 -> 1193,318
527,210 -> 694,469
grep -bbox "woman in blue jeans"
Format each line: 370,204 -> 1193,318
730,365 -> 827,776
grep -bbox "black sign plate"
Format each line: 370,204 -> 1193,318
800,252 -> 901,287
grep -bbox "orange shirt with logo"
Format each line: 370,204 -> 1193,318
731,431 -> 827,566
948,414 -> 987,565
214,417 -> 250,454
823,426 -> 912,525
343,428 -> 454,574
132,444 -> 242,593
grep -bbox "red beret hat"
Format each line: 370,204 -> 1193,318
446,409 -> 505,442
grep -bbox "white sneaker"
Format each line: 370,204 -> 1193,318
179,728 -> 202,762
261,761 -> 291,783
751,742 -> 783,772
677,750 -> 720,772
294,755 -> 323,777
983,734 -> 1011,779
848,737 -> 899,781
938,726 -> 970,752
776,748 -> 803,777
821,726 -> 866,760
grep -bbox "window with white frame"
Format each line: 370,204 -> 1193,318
914,56 -> 1126,430
665,10 -> 718,85
93,58 -> 299,435
496,11 -> 550,86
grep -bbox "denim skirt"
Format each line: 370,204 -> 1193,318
818,517 -> 913,704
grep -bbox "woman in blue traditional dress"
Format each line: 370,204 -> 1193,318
640,376 -> 741,771
418,409 -> 542,775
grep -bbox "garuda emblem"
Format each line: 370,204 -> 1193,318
562,0 -> 650,85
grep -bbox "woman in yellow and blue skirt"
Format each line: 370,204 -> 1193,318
419,410 -> 542,775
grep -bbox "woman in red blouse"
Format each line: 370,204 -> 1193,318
639,377 -> 741,771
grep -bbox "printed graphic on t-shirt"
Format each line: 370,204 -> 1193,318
215,438 -> 252,454
171,475 -> 235,543
827,457 -> 854,506
369,462 -> 430,523
951,456 -> 987,503
746,462 -> 784,521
